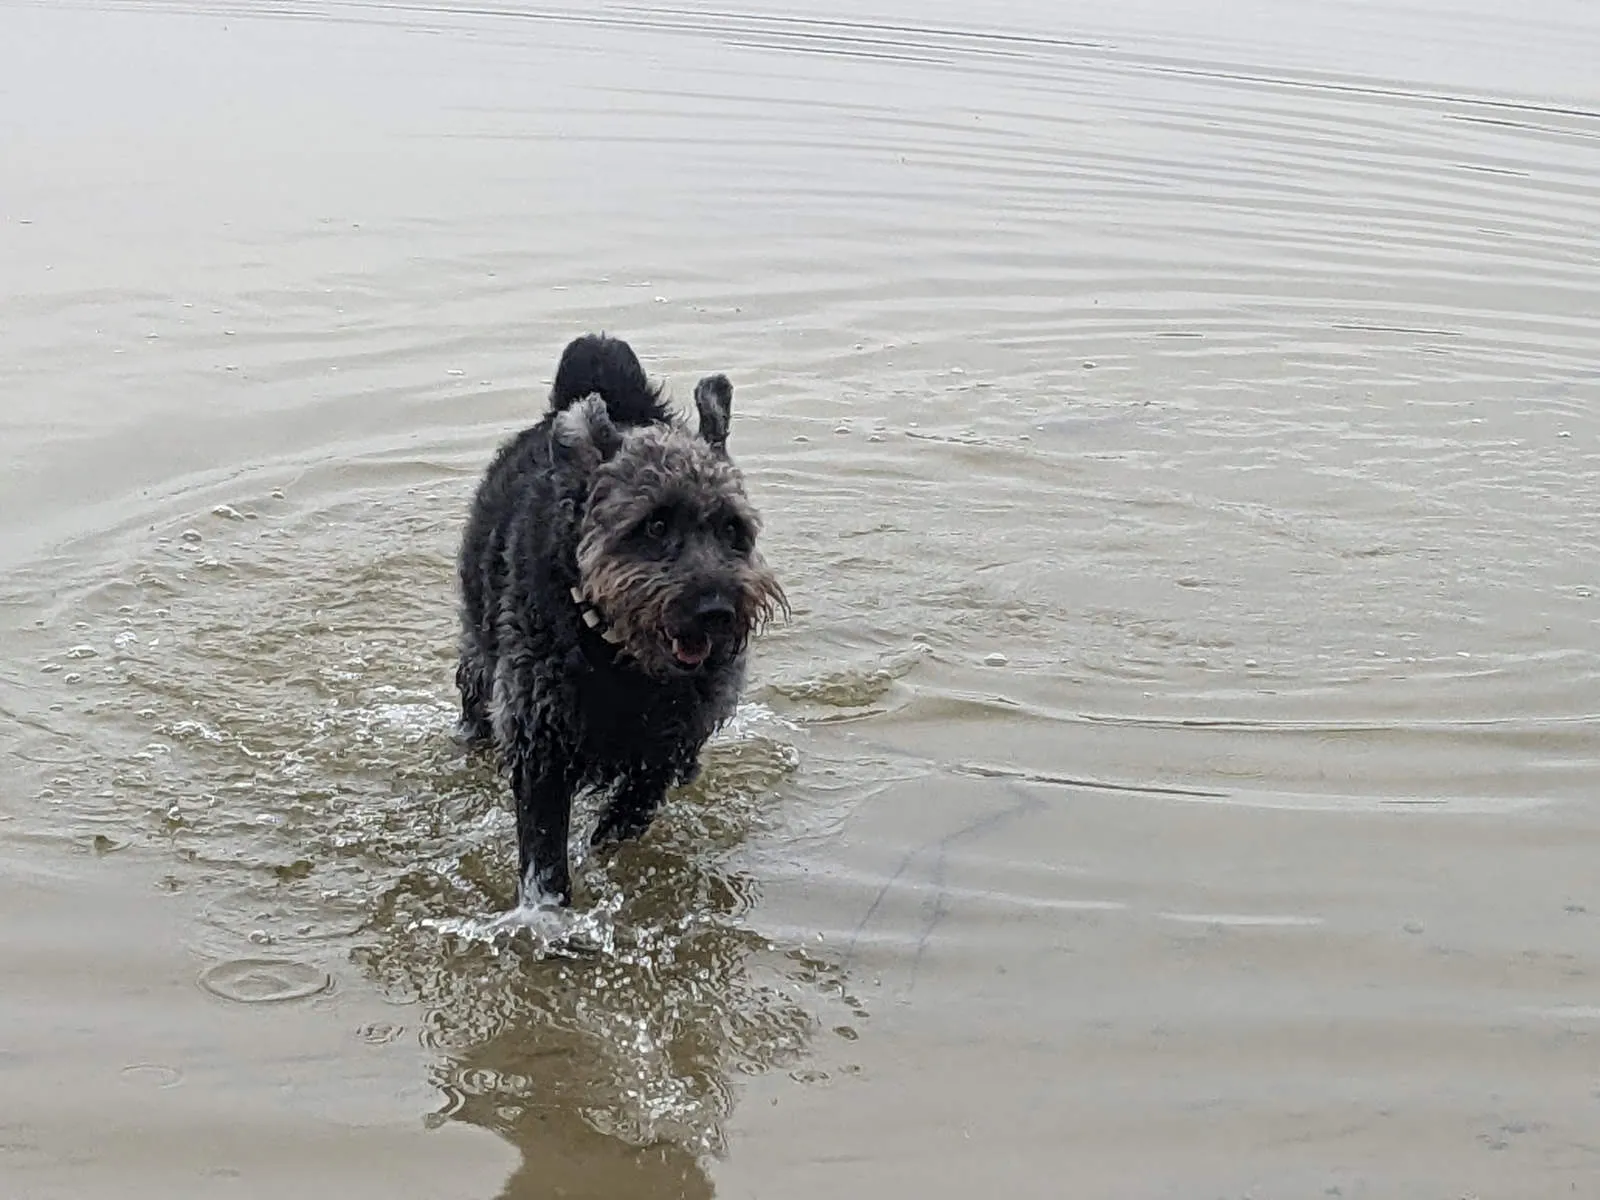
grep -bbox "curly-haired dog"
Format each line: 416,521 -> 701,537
455,334 -> 787,906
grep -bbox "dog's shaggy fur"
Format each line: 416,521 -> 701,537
455,334 -> 786,906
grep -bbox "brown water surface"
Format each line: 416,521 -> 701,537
3,1 -> 1599,1196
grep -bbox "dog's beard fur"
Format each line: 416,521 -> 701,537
577,549 -> 787,676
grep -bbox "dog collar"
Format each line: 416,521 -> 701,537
570,586 -> 624,645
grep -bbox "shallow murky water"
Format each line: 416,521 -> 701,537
3,1 -> 1599,1197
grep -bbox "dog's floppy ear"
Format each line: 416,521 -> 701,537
552,394 -> 623,472
693,374 -> 733,454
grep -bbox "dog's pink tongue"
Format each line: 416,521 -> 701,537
671,635 -> 711,666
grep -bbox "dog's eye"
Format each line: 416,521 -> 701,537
723,518 -> 752,553
644,515 -> 670,540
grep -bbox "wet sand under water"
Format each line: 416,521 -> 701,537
3,1 -> 1599,1197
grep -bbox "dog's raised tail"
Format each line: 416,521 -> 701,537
548,333 -> 670,427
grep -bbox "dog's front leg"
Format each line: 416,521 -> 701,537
591,763 -> 674,849
510,752 -> 577,906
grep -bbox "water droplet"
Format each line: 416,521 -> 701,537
983,652 -> 1008,667
211,504 -> 244,521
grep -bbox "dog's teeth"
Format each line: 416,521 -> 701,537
582,610 -> 601,628
601,629 -> 623,644
569,587 -> 584,604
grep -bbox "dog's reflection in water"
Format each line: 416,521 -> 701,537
357,814 -> 850,1200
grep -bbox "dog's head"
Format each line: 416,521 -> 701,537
554,377 -> 787,678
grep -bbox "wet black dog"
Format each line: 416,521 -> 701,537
454,334 -> 786,906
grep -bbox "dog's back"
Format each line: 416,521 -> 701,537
454,335 -> 683,741
470,333 -> 672,516
548,333 -> 672,428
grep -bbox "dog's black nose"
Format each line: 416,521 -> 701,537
693,592 -> 737,632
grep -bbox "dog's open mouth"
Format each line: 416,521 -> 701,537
669,632 -> 713,668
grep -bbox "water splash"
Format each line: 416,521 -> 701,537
426,888 -> 625,959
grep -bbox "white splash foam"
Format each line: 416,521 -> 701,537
426,890 -> 625,959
